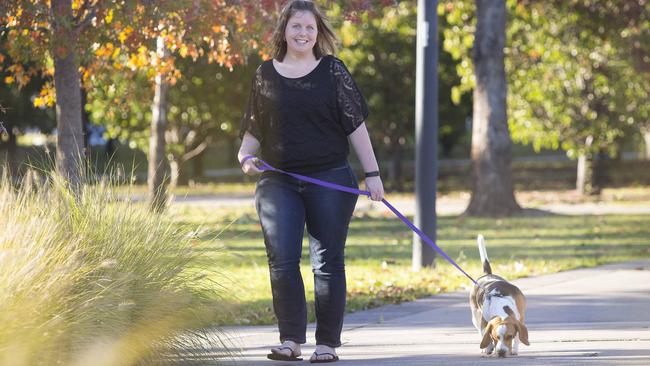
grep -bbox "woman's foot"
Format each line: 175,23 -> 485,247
310,344 -> 339,363
267,340 -> 302,361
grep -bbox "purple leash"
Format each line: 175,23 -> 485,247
241,155 -> 478,286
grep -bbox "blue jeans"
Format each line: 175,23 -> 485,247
255,163 -> 358,347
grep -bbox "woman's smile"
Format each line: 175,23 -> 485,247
285,10 -> 318,54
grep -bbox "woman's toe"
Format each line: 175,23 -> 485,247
311,345 -> 337,361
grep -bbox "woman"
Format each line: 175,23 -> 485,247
238,1 -> 383,363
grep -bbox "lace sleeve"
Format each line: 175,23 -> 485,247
238,66 -> 263,141
332,58 -> 369,135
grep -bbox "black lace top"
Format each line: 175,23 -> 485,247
239,55 -> 369,174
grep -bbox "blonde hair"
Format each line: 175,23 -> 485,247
270,0 -> 338,61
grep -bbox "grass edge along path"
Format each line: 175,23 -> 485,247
177,204 -> 650,326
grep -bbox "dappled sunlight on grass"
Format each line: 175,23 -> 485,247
176,199 -> 650,326
114,182 -> 257,198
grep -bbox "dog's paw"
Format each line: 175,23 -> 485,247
481,347 -> 494,357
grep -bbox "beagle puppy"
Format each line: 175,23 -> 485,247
469,235 -> 529,357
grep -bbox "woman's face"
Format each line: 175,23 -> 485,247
284,10 -> 318,56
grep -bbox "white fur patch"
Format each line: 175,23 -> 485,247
495,324 -> 509,355
497,324 -> 507,338
482,291 -> 520,322
512,335 -> 520,355
477,235 -> 489,263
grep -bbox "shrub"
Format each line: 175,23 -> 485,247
0,171 -> 232,365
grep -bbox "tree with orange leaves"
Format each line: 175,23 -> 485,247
1,1 -> 394,205
1,0 -> 274,192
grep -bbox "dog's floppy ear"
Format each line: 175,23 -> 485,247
480,323 -> 493,349
516,320 -> 530,346
503,306 -> 515,317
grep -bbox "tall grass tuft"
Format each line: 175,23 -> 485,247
0,169 -> 234,365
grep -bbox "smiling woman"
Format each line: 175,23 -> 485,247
269,0 -> 338,64
236,0 -> 384,363
284,11 -> 317,54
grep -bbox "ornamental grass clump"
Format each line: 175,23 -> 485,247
0,171 -> 233,365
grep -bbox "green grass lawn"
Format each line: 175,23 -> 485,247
169,196 -> 650,326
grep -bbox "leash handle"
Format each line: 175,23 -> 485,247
240,155 -> 256,166
242,155 -> 478,285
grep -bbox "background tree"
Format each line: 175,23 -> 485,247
2,0 -> 398,200
136,1 -> 399,210
86,51 -> 260,187
148,36 -> 170,210
444,0 -> 650,196
165,55 -> 260,186
437,18 -> 473,160
106,2 -> 271,211
87,1 -> 393,211
0,58 -> 55,177
335,2 -> 470,190
446,0 -> 520,216
508,0 -> 649,195
335,2 -> 416,190
1,0 -> 88,187
2,0 -> 276,208
1,35 -> 55,176
643,125 -> 650,160
89,1 -> 397,211
1,1 -> 180,188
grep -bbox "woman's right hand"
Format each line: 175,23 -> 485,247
241,157 -> 263,176
365,176 -> 384,201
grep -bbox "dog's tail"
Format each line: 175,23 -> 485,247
477,234 -> 492,275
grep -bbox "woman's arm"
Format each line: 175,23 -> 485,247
349,122 -> 384,201
238,131 -> 263,175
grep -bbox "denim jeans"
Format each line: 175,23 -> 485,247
255,163 -> 358,347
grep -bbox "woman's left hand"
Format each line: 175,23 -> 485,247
365,176 -> 384,201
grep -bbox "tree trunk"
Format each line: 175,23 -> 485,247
105,137 -> 116,157
81,85 -> 91,160
390,137 -> 404,191
593,148 -> 608,193
643,127 -> 650,160
147,36 -> 170,213
227,136 -> 237,166
174,158 -> 190,186
169,158 -> 179,192
465,0 -> 520,217
576,135 -> 598,196
192,150 -> 204,180
173,138 -> 210,186
52,0 -> 84,188
576,153 -> 596,196
3,124 -> 19,178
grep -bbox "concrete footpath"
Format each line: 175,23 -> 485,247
216,259 -> 650,366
